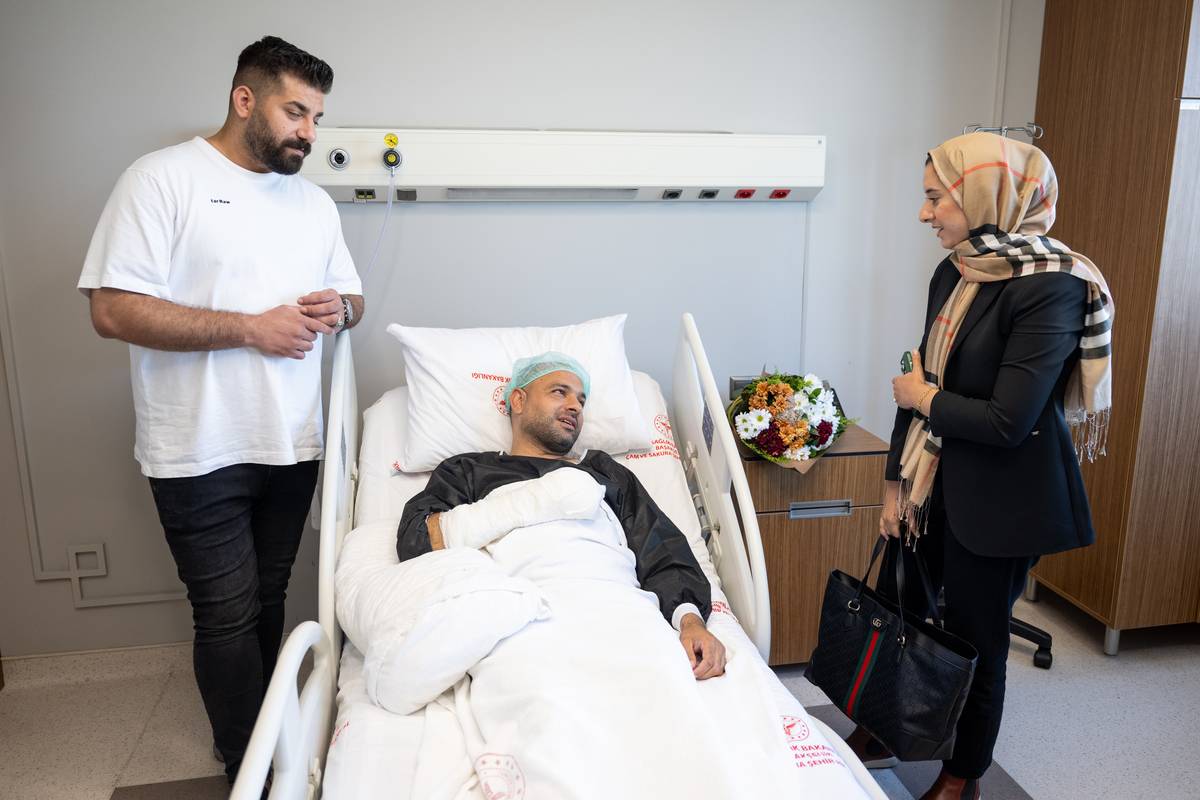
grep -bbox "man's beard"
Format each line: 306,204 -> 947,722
522,411 -> 580,456
244,111 -> 310,175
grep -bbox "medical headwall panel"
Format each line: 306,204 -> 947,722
301,128 -> 825,202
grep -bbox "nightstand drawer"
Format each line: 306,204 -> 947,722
743,426 -> 889,513
760,506 -> 881,666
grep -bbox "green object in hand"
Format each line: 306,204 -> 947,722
900,351 -> 913,375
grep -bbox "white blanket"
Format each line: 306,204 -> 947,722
338,473 -> 868,799
336,521 -> 550,716
461,495 -> 868,800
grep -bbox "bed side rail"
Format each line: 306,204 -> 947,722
230,621 -> 335,800
671,312 -> 771,658
319,332 -> 359,656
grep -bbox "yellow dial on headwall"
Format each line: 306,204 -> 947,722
384,133 -> 398,147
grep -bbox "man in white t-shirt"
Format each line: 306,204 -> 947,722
78,36 -> 362,783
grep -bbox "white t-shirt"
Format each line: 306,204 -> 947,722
79,137 -> 362,478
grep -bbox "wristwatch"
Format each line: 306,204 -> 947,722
336,295 -> 354,332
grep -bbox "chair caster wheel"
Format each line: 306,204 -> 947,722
1033,648 -> 1052,669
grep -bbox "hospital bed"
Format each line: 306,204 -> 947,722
230,314 -> 887,800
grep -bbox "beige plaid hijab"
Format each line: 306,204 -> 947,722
899,132 -> 1114,535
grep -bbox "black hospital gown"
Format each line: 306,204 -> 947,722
396,450 -> 711,624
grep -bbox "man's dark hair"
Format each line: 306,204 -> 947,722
233,36 -> 333,96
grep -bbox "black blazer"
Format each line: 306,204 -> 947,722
886,257 -> 1096,558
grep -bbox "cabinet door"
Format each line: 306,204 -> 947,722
760,506 -> 881,666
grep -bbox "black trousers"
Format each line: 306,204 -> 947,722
149,461 -> 319,782
877,488 -> 1035,780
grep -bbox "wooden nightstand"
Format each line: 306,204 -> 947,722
742,425 -> 889,666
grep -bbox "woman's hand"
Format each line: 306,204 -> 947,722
880,480 -> 902,539
892,349 -> 931,410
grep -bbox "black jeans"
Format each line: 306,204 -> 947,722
149,460 -> 319,782
877,489 -> 1036,780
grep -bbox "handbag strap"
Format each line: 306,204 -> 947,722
888,538 -> 907,647
852,537 -> 888,608
910,537 -> 945,628
852,537 -> 909,652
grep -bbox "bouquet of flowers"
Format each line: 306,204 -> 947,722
727,373 -> 852,473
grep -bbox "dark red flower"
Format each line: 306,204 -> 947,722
755,422 -> 788,457
816,420 -> 834,446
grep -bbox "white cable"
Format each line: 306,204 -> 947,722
360,167 -> 398,283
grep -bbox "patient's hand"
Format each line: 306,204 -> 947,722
679,614 -> 726,680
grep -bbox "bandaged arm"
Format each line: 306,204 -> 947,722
395,457 -> 605,560
435,467 -> 606,550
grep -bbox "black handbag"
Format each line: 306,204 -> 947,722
804,536 -> 978,762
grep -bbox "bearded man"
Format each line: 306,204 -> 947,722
78,35 -> 362,782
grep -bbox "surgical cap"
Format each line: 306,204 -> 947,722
503,351 -> 592,409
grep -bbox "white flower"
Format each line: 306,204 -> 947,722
786,445 -> 812,461
735,408 -> 771,439
803,373 -> 823,390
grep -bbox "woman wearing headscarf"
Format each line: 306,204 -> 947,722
849,132 -> 1114,800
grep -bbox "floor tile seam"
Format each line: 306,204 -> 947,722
111,661 -> 181,791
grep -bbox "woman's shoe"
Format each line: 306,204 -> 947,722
844,725 -> 899,769
918,768 -> 980,800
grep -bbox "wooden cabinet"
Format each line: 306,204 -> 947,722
743,426 -> 888,666
1029,0 -> 1200,652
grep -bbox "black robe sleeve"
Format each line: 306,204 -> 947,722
589,452 -> 712,625
395,455 -> 476,562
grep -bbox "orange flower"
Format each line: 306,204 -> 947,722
765,382 -> 794,415
777,418 -> 810,447
749,380 -> 795,415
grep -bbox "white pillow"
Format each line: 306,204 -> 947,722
387,315 -> 652,472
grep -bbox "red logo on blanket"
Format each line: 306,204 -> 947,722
780,715 -> 811,743
329,720 -> 350,748
653,414 -> 672,437
474,753 -> 526,800
710,600 -> 738,622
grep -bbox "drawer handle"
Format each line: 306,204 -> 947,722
789,499 -> 852,519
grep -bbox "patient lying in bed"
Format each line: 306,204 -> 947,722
368,351 -> 868,799
395,350 -> 728,679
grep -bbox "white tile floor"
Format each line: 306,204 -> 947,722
2,588 -> 1198,800
0,643 -> 221,800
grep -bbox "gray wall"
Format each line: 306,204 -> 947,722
0,0 -> 1044,655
